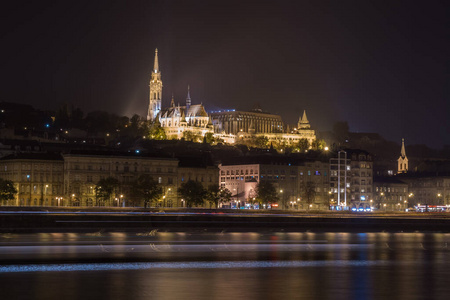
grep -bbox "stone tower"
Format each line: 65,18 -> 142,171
147,49 -> 163,121
186,85 -> 191,110
298,110 -> 311,129
397,138 -> 408,174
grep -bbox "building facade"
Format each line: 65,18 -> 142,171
373,177 -> 409,211
211,108 -> 284,135
330,149 -> 373,210
62,152 -> 179,207
0,153 -> 64,206
219,157 -> 330,210
398,174 -> 450,210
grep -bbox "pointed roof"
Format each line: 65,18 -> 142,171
301,110 -> 309,123
400,138 -> 406,158
153,48 -> 159,72
170,93 -> 175,107
186,85 -> 191,100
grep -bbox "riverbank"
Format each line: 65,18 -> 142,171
1,207 -> 450,233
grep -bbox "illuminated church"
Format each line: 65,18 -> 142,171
147,49 -> 213,139
147,49 -> 316,145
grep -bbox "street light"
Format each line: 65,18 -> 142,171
279,190 -> 283,209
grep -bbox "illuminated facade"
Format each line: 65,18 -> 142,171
0,153 -> 64,206
147,49 -> 213,139
213,109 -> 316,146
147,49 -> 162,121
219,158 -> 330,210
210,109 -> 284,135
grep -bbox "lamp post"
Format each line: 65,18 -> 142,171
56,196 -> 62,207
120,194 -> 124,207
280,189 -> 283,209
408,193 -> 414,210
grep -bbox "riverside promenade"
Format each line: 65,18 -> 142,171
1,207 -> 450,233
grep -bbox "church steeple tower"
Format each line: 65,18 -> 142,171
186,85 -> 191,109
298,110 -> 311,129
397,138 -> 408,174
147,48 -> 163,121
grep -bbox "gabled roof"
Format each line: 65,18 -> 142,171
160,104 -> 208,119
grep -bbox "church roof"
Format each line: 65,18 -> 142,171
160,104 -> 208,119
153,48 -> 159,72
299,110 -> 309,124
400,138 -> 407,158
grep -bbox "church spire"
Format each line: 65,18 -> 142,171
186,85 -> 191,109
397,138 -> 408,174
153,48 -> 159,72
170,93 -> 175,107
400,138 -> 406,158
147,48 -> 162,121
298,110 -> 311,129
301,110 -> 308,123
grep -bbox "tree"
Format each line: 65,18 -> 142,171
149,122 -> 167,140
301,181 -> 316,210
182,130 -> 201,142
204,132 -> 216,144
206,185 -> 232,209
255,181 -> 278,208
178,180 -> 207,208
131,175 -> 163,208
296,138 -> 310,152
254,136 -> 269,148
95,177 -> 120,206
311,139 -> 326,150
0,178 -> 17,205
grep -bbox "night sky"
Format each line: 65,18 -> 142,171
1,1 -> 449,148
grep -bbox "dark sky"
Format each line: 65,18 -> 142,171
1,1 -> 449,148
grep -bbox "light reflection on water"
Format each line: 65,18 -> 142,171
0,260 -> 388,273
1,231 -> 450,299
